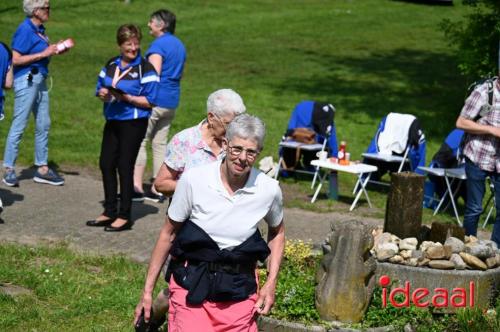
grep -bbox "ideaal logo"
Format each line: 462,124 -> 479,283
379,275 -> 475,308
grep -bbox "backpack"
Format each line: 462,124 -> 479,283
466,77 -> 497,121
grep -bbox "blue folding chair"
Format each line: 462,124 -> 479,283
361,113 -> 426,185
275,101 -> 338,189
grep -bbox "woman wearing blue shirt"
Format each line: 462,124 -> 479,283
133,9 -> 186,202
3,0 -> 66,187
86,24 -> 159,232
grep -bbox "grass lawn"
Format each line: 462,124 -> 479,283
0,0 -> 493,329
0,0 -> 477,226
0,243 -> 148,331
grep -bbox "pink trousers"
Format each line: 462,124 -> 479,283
168,277 -> 258,332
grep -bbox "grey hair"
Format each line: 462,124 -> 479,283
225,114 -> 266,150
206,89 -> 246,118
23,0 -> 47,16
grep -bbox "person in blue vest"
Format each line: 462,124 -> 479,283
3,0 -> 69,187
0,42 -> 14,216
134,114 -> 285,331
133,9 -> 187,203
86,24 -> 159,232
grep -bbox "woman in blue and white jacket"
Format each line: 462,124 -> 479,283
87,24 -> 158,232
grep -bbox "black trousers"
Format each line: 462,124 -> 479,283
99,118 -> 148,220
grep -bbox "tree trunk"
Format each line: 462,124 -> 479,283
384,172 -> 425,239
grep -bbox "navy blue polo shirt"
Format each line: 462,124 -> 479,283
11,18 -> 50,79
96,53 -> 159,121
145,32 -> 186,109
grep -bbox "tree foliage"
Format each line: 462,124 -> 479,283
442,0 -> 500,78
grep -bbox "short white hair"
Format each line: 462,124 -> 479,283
206,89 -> 246,117
226,114 -> 266,150
23,0 -> 47,16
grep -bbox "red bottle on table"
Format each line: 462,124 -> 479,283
338,141 -> 346,161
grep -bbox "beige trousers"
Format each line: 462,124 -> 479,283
135,106 -> 176,178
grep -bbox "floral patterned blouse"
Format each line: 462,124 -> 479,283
164,120 -> 224,178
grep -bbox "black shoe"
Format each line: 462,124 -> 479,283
117,192 -> 145,202
144,191 -> 165,203
86,218 -> 115,227
133,191 -> 145,202
104,221 -> 132,232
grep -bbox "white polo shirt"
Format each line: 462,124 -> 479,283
168,160 -> 283,250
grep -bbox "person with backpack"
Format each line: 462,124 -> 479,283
456,77 -> 500,246
86,24 -> 158,232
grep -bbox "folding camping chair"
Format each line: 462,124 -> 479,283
275,101 -> 338,189
421,129 -> 465,210
361,113 -> 426,186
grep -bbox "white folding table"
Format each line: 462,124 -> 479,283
310,160 -> 378,211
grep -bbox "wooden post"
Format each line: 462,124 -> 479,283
384,172 -> 425,239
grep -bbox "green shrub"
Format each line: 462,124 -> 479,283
260,239 -> 320,323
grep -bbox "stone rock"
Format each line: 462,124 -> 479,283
450,253 -> 467,270
486,257 -> 497,269
399,237 -> 418,250
443,245 -> 453,259
389,255 -> 404,264
404,323 -> 417,332
390,234 -> 401,244
459,252 -> 487,270
411,250 -> 423,260
406,258 -> 418,267
425,245 -> 446,260
428,260 -> 455,270
480,240 -> 498,251
465,243 -> 495,259
0,283 -> 33,297
420,241 -> 438,252
400,250 -> 412,259
429,222 -> 465,243
316,221 -> 376,323
444,237 -> 465,254
373,232 -> 392,250
375,242 -> 399,261
465,235 -> 478,244
496,254 -> 500,266
417,258 -> 430,267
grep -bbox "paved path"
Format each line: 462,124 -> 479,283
0,169 -> 491,263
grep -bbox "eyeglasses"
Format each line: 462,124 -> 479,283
38,6 -> 50,11
228,145 -> 259,160
213,113 -> 231,129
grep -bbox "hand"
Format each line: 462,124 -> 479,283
42,44 -> 59,57
134,292 -> 153,325
254,282 -> 276,315
97,87 -> 112,102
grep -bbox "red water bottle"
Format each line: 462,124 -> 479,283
338,141 -> 346,161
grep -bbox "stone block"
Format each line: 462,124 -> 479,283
375,263 -> 500,313
429,222 -> 465,244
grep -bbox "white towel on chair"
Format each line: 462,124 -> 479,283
377,113 -> 416,155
